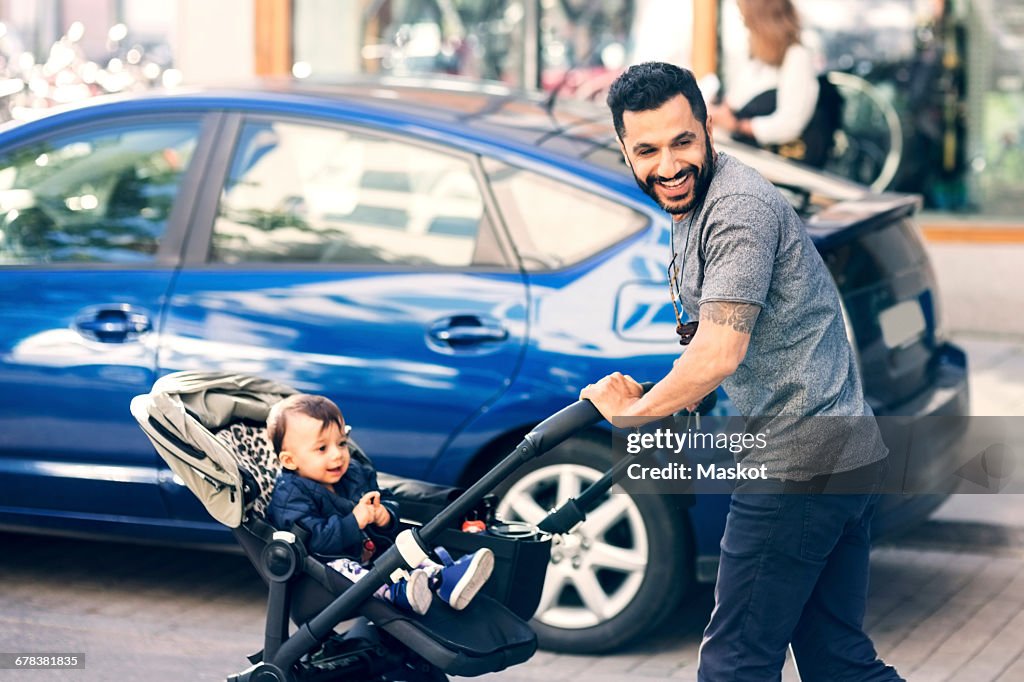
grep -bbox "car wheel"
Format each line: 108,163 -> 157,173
492,435 -> 692,653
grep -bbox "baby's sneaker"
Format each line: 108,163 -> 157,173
433,547 -> 494,611
388,568 -> 432,615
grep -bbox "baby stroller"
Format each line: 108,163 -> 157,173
130,371 -> 612,682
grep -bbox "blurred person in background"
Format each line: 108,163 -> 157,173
710,0 -> 839,168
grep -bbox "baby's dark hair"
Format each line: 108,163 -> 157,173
266,394 -> 344,455
607,61 -> 707,140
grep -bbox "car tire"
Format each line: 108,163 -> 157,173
492,434 -> 693,654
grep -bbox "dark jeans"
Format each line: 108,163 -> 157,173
697,459 -> 904,681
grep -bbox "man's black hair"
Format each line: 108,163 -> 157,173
607,62 -> 708,140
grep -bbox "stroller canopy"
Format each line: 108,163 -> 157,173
130,371 -> 297,528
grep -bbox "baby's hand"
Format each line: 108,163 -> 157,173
374,503 -> 391,527
361,491 -> 391,527
352,498 -> 375,529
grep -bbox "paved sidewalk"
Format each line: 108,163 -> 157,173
483,544 -> 1024,682
483,333 -> 1024,682
924,239 -> 1024,339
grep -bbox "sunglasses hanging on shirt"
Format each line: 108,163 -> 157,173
668,255 -> 699,345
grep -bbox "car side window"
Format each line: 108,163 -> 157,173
0,122 -> 201,265
482,158 -> 648,271
212,120 -> 498,267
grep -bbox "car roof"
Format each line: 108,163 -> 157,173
227,76 -> 869,201
282,77 -> 626,163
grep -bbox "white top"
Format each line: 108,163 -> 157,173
725,43 -> 819,146
628,0 -> 693,68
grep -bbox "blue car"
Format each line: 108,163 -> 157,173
0,78 -> 968,653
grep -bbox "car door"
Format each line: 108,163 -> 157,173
0,113 -> 211,524
157,114 -> 527,519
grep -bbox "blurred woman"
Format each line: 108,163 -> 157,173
710,0 -> 834,166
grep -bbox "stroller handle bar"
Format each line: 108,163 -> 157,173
420,382 -> 665,540
417,382 -> 652,539
539,385 -> 719,533
528,381 -> 664,453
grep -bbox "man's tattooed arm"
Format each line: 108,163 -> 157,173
699,301 -> 761,334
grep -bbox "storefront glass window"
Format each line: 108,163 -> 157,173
967,0 -> 1024,217
351,0 -> 637,91
357,0 -> 527,85
291,0 -> 1020,218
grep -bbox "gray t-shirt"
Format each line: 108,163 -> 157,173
673,152 -> 887,480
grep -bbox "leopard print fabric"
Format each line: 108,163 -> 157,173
214,422 -> 280,521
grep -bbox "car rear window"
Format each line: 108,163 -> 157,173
822,218 -> 927,295
482,158 -> 648,270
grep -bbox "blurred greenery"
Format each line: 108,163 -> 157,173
978,92 -> 1024,216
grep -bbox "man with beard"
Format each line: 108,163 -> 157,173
580,62 -> 902,681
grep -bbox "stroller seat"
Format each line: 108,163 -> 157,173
132,372 -> 538,680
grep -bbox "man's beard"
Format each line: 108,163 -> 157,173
631,140 -> 716,217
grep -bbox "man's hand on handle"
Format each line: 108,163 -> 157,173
580,372 -> 645,428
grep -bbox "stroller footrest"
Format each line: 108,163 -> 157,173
363,594 -> 537,677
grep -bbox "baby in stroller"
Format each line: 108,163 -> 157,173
265,393 -> 495,616
133,372 -> 554,680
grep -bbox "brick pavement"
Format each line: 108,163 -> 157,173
1,493 -> 1022,681
479,543 -> 1024,682
0,537 -> 266,682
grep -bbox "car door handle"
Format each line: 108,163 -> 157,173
428,315 -> 509,345
73,305 -> 152,343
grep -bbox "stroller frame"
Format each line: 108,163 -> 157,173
132,372 -> 607,682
